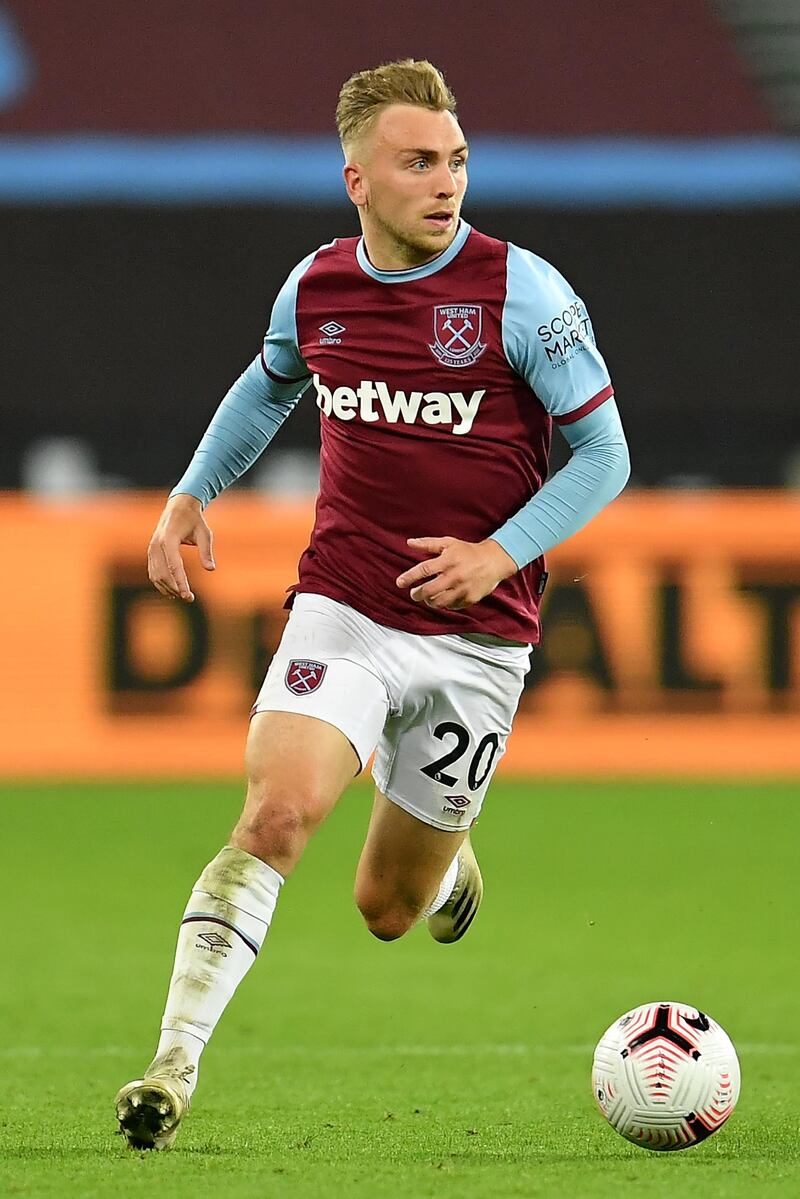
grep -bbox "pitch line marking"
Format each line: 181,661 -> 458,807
0,1042 -> 796,1058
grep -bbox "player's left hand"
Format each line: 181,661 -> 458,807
396,536 -> 518,610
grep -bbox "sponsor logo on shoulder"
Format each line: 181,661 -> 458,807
285,659 -> 327,695
319,320 -> 346,345
429,304 -> 487,368
537,301 -> 595,369
313,375 -> 485,436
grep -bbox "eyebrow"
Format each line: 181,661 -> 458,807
400,144 -> 469,159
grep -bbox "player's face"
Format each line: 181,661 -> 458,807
345,105 -> 469,269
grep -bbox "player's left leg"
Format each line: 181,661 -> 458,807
354,632 -> 531,944
354,789 -> 473,942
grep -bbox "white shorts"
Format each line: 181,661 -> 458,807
252,593 -> 530,832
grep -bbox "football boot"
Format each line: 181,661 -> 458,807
115,1047 -> 194,1150
427,836 -> 483,944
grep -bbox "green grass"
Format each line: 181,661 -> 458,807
0,779 -> 798,1198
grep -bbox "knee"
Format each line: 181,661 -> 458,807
354,883 -> 420,942
232,781 -> 329,869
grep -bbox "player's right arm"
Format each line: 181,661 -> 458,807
148,252 -> 316,601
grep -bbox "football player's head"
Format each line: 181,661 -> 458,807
338,60 -> 468,268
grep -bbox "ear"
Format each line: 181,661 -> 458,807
343,162 -> 368,208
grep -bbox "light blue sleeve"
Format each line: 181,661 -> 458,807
260,250 -> 316,384
169,252 -> 316,507
491,400 -> 630,568
502,242 -> 612,420
492,244 -> 629,567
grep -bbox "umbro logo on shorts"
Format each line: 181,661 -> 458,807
443,794 -> 471,808
442,794 -> 472,816
285,659 -> 327,695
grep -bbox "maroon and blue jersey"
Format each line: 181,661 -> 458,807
173,220 -> 627,644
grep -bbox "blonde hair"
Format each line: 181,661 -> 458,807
336,59 -> 457,152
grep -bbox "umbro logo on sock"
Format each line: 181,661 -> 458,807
197,931 -> 232,950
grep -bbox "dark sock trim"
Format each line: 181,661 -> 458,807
182,914 -> 259,957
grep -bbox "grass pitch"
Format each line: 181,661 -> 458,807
1,778 -> 798,1198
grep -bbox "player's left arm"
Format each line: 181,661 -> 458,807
397,404 -> 628,609
397,245 -> 630,609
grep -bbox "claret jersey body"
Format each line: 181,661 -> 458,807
259,220 -> 613,643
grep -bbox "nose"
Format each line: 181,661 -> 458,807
433,162 -> 458,198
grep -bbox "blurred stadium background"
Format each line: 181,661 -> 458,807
1,0 -> 798,778
2,3 -> 800,1194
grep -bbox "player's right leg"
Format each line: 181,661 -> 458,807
115,593 -> 391,1149
115,710 -> 360,1150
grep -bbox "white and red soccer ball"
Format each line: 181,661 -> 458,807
592,1001 -> 740,1151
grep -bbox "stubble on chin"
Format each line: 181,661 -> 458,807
384,217 -> 458,266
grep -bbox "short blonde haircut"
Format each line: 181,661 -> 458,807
336,59 -> 458,153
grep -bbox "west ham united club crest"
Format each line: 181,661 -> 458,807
285,659 -> 327,696
429,304 -> 487,369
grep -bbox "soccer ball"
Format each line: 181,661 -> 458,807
591,1001 -> 740,1151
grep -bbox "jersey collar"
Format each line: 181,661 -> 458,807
355,220 -> 471,284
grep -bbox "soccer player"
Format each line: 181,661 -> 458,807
115,59 -> 630,1149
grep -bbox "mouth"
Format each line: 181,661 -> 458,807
424,211 -> 455,229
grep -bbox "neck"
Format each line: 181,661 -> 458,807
360,219 -> 453,272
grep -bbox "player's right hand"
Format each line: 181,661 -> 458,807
147,493 -> 216,603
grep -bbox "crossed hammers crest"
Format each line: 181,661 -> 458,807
442,316 -> 474,351
292,667 -> 319,691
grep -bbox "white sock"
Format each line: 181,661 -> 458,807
150,846 -> 283,1095
421,852 -> 460,919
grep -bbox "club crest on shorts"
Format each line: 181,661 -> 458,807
429,304 -> 487,368
285,659 -> 327,695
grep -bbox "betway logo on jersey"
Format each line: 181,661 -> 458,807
313,375 -> 485,436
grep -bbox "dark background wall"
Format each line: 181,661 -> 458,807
2,0 -> 796,493
1,0 -> 770,135
2,203 -> 797,489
